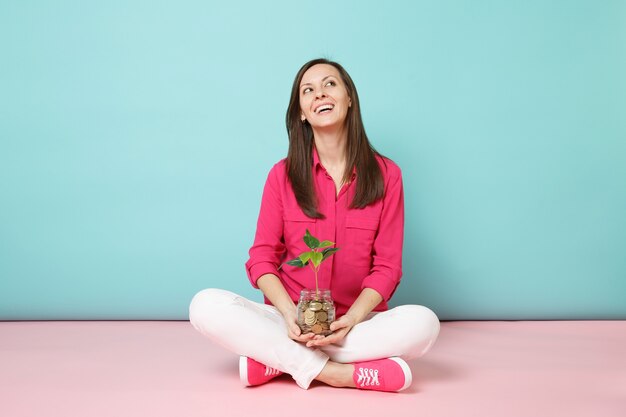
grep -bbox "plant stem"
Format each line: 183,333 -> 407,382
308,248 -> 321,299
314,267 -> 319,299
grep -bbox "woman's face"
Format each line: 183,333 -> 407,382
299,64 -> 352,131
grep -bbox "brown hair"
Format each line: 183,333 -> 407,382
286,58 -> 385,218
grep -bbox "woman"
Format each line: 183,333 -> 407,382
189,58 -> 440,392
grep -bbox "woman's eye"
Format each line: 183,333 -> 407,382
303,87 -> 312,94
326,81 -> 335,87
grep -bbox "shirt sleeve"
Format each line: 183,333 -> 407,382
361,166 -> 404,301
245,164 -> 286,289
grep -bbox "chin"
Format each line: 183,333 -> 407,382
312,119 -> 345,130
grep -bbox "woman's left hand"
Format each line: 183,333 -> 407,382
306,314 -> 357,348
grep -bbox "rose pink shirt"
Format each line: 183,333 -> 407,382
245,146 -> 404,317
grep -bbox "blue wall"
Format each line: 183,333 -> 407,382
1,1 -> 625,320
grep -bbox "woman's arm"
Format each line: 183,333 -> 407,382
256,273 -> 297,316
245,164 -> 286,290
344,288 -> 383,324
245,164 -> 314,343
360,166 -> 405,302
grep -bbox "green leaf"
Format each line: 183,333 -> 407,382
318,240 -> 335,248
310,251 -> 323,267
286,258 -> 305,268
303,229 -> 320,249
299,252 -> 312,264
322,247 -> 340,261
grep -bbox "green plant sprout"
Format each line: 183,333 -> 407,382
278,229 -> 340,298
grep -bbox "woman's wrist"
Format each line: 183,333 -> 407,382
345,288 -> 383,325
275,298 -> 297,317
257,273 -> 297,316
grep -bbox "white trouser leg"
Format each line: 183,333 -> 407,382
320,304 -> 441,364
188,288 -> 329,389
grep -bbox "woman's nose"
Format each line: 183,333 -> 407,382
315,89 -> 326,99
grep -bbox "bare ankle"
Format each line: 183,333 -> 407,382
315,361 -> 356,388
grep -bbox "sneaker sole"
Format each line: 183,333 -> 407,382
388,357 -> 412,391
239,356 -> 250,386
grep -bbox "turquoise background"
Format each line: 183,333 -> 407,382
1,1 -> 625,320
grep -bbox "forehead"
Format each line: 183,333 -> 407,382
300,64 -> 341,85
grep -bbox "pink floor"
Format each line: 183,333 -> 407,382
1,320 -> 624,417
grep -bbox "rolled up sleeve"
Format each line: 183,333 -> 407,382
245,164 -> 286,288
361,168 -> 404,301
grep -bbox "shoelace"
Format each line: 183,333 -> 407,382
356,367 -> 380,386
264,366 -> 281,377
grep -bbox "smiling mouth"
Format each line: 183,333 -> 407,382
315,104 -> 335,114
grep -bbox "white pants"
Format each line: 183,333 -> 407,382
189,288 -> 440,389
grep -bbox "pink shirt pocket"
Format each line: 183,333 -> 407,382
345,215 -> 380,267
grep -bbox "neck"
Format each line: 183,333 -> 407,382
312,126 -> 348,169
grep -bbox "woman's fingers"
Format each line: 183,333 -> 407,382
306,317 -> 357,347
330,315 -> 354,332
306,328 -> 346,347
287,323 -> 316,343
292,332 -> 313,342
285,316 -> 305,340
287,316 -> 357,345
289,322 -> 301,336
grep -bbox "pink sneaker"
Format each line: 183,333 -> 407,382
352,357 -> 412,392
239,356 -> 284,387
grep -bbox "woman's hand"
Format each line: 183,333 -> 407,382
256,275 -> 317,344
282,309 -> 316,344
305,288 -> 382,347
305,314 -> 357,348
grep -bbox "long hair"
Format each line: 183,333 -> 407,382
286,58 -> 385,218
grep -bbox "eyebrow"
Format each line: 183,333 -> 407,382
300,75 -> 335,88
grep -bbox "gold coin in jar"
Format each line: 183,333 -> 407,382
311,324 -> 323,334
315,311 -> 328,322
322,302 -> 332,311
304,309 -> 316,320
309,302 -> 323,312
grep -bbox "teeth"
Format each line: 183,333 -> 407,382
316,104 -> 334,113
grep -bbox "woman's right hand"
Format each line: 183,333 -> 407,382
283,309 -> 316,344
256,274 -> 316,344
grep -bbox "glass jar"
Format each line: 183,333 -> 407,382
297,289 -> 335,336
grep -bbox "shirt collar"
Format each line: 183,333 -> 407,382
313,144 -> 322,170
312,145 -> 357,179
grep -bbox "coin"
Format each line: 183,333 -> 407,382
311,324 -> 323,334
309,302 -> 322,312
304,309 -> 315,320
316,311 -> 328,322
322,302 -> 331,311
305,315 -> 316,326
